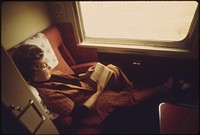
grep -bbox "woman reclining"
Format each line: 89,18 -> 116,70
12,44 -> 173,134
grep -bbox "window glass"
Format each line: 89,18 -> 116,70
79,1 -> 198,42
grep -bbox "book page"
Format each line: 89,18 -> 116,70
98,66 -> 113,89
90,62 -> 105,81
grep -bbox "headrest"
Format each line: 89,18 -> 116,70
22,33 -> 59,69
8,33 -> 59,69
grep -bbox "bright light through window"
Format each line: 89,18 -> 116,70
79,1 -> 198,42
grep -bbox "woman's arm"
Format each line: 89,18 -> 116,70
71,83 -> 103,117
83,81 -> 103,109
78,66 -> 95,80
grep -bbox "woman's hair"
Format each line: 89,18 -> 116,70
12,44 -> 44,81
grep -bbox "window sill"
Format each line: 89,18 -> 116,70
77,42 -> 197,59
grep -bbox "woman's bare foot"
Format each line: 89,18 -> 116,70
179,80 -> 192,90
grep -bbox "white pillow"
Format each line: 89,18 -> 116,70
23,33 -> 58,69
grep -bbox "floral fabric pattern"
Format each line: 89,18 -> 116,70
23,33 -> 59,69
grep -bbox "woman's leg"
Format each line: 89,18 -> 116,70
95,77 -> 173,122
76,77 -> 173,133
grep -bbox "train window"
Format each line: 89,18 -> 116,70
73,1 -> 198,58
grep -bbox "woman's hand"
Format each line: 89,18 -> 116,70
79,66 -> 95,80
107,64 -> 120,79
83,80 -> 103,110
86,66 -> 95,75
96,80 -> 103,94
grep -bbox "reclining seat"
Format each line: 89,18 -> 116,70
7,31 -> 74,75
8,23 -> 98,75
7,23 -> 99,133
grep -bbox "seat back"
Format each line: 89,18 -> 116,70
159,102 -> 198,134
42,25 -> 75,74
55,23 -> 98,64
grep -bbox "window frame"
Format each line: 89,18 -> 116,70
71,1 -> 199,59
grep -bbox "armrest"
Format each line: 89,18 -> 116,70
71,62 -> 97,74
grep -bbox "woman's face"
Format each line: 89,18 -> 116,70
32,58 -> 52,82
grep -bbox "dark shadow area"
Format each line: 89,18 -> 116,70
101,99 -> 161,134
98,52 -> 199,134
1,102 -> 30,134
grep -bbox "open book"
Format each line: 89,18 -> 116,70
90,62 -> 114,89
